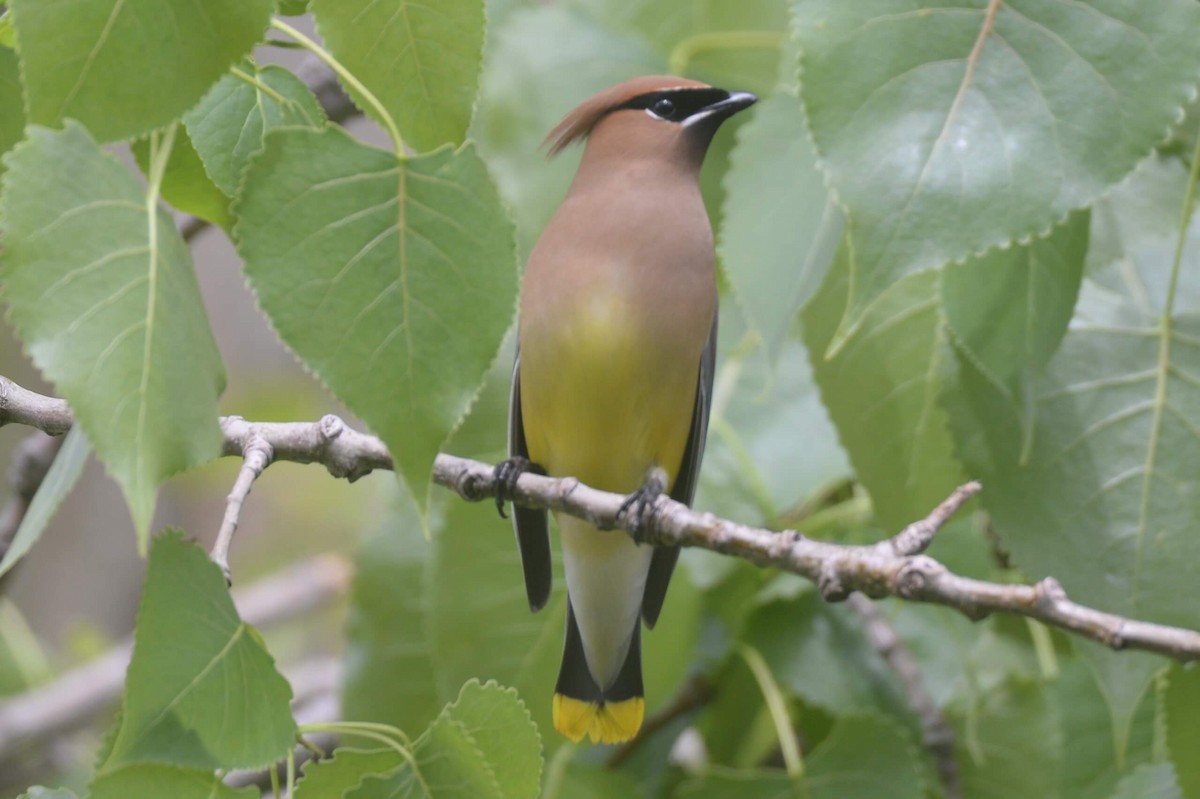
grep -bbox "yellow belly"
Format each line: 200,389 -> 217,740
519,292 -> 697,494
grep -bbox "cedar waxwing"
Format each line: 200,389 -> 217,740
496,76 -> 756,744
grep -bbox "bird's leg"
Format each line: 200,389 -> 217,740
493,456 -> 546,519
618,467 -> 669,542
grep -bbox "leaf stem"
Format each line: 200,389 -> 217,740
145,122 -> 177,209
269,17 -> 406,155
269,756 -> 281,799
286,747 -> 295,799
299,722 -> 423,781
741,643 -> 805,779
1165,126 -> 1200,318
230,65 -> 290,106
668,31 -> 783,76
1135,126 -> 1200,605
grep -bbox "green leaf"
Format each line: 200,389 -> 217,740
184,62 -> 325,197
940,167 -> 1195,739
236,127 -> 517,509
1057,657 -> 1155,799
277,0 -> 309,15
719,90 -> 843,362
1108,764 -> 1183,799
943,210 -> 1089,392
97,531 -> 296,772
698,333 -> 849,529
9,0 -> 273,142
0,13 -> 15,49
568,0 -> 786,94
952,678 -> 1061,799
0,123 -> 225,542
91,763 -> 259,799
295,748 -> 409,799
0,46 -> 22,178
942,148 -> 1200,750
1085,157 -> 1200,318
792,0 -> 1200,337
131,126 -> 232,232
802,256 -> 965,532
312,0 -> 485,153
0,427 -> 89,578
543,759 -> 643,799
473,5 -> 665,255
677,714 -> 924,799
741,592 -> 908,717
349,681 -> 542,799
1165,664 -> 1200,799
16,789 -> 79,799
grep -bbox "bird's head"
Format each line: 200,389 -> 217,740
544,76 -> 757,172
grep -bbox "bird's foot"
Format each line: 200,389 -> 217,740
617,468 -> 668,542
493,456 -> 545,519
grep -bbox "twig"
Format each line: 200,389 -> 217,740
0,377 -> 72,435
884,482 -> 979,557
0,553 -> 351,758
847,593 -> 961,799
5,375 -> 1200,662
606,674 -> 714,768
0,432 -> 63,571
211,429 -> 273,582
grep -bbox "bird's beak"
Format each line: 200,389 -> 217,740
685,91 -> 758,127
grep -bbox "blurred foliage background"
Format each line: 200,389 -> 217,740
1,0 -> 1200,798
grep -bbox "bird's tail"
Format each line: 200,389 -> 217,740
552,601 -> 644,744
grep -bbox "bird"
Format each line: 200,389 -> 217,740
495,76 -> 756,744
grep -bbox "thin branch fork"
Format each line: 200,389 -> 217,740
4,375 -> 1200,662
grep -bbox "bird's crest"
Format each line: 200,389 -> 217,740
543,75 -> 711,156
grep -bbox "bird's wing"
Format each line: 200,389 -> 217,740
641,310 -> 718,628
509,352 -> 553,612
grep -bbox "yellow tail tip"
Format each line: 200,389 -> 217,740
553,694 -> 645,744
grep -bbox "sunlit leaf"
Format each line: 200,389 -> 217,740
0,46 -> 22,178
1165,663 -> 1200,799
10,0 -> 272,142
96,532 -> 295,771
312,0 -> 484,153
184,62 -> 324,197
1,123 -> 224,541
236,126 -> 517,509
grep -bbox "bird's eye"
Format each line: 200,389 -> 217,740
652,98 -> 676,118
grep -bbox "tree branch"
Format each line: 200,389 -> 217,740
0,431 -> 63,577
3,374 -> 1200,663
847,593 -> 961,799
0,553 -> 351,759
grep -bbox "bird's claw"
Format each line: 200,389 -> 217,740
493,456 -> 544,519
617,470 -> 667,542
